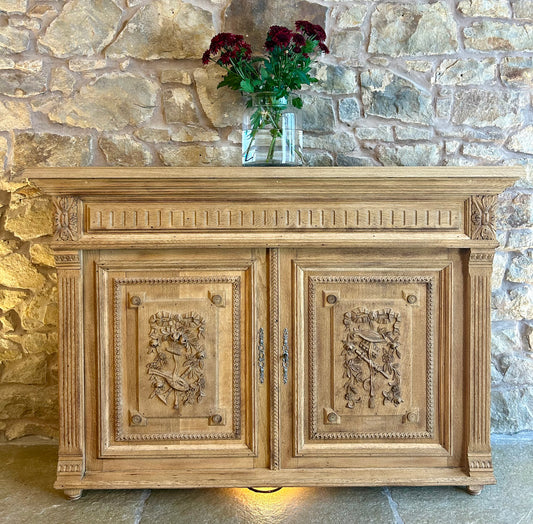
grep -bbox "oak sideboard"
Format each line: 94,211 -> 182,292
26,166 -> 521,499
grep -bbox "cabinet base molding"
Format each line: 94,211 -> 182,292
27,167 -> 521,498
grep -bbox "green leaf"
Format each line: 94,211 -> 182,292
240,79 -> 255,93
292,97 -> 303,109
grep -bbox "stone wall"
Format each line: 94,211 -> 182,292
0,0 -> 531,439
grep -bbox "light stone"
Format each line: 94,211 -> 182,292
405,61 -> 433,73
0,100 -> 30,130
13,133 -> 93,174
68,58 -> 107,72
491,388 -> 533,433
492,250 -> 508,290
462,143 -> 504,162
0,25 -> 29,54
50,67 -> 75,95
339,98 -> 360,125
304,132 -> 357,153
0,253 -> 46,290
163,87 -> 201,125
20,283 -> 58,331
503,357 -> 533,386
171,127 -> 219,143
0,353 -> 47,385
29,244 -> 55,267
0,69 -> 46,97
375,144 -> 441,166
302,95 -> 335,132
0,289 -> 27,311
507,229 -> 533,250
435,58 -> 496,86
500,57 -> 533,87
512,0 -> 533,18
47,73 -> 157,131
313,64 -> 358,94
361,70 -> 434,125
464,21 -> 533,51
496,193 -> 533,229
38,0 -> 122,58
329,30 -> 364,62
28,4 -> 57,18
355,127 -> 394,142
452,90 -> 523,128
194,67 -> 242,128
134,128 -> 171,143
304,152 -> 334,167
159,145 -> 240,167
99,135 -> 152,167
0,338 -> 22,363
21,332 -> 58,355
458,0 -> 511,18
4,196 -> 54,241
507,252 -> 533,283
507,126 -> 533,155
0,384 -> 58,420
492,285 -> 533,321
332,4 -> 367,28
395,126 -> 433,141
0,136 -> 7,167
160,70 -> 192,85
106,0 -> 214,60
337,154 -> 376,167
368,2 -> 458,57
0,0 -> 27,12
492,324 -> 521,360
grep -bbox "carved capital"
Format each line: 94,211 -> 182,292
54,196 -> 81,242
469,195 -> 497,241
54,252 -> 81,269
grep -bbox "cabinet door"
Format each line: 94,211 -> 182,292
278,248 -> 459,470
85,249 -> 268,471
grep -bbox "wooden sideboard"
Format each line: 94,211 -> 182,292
26,166 -> 521,499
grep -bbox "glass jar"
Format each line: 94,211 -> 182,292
242,92 -> 303,167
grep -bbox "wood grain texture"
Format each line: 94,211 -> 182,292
27,167 -> 520,495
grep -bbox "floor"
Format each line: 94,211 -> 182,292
0,434 -> 531,524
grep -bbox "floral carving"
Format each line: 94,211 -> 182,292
342,308 -> 403,410
54,196 -> 79,241
470,195 -> 497,240
147,312 -> 206,409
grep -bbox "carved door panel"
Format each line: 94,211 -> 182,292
279,249 -> 453,469
87,249 -> 267,468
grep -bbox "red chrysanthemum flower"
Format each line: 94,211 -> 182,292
265,25 -> 294,50
295,20 -> 326,42
318,42 -> 329,54
202,50 -> 211,65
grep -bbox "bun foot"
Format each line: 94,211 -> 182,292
64,489 -> 83,500
466,485 -> 483,496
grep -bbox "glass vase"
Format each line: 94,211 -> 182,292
242,92 -> 303,167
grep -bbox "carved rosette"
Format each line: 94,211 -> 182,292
54,196 -> 80,242
470,195 -> 497,241
147,312 -> 207,410
342,308 -> 403,410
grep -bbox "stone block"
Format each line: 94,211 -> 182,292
507,126 -> 533,155
4,420 -> 58,440
375,144 -> 441,166
332,4 -> 367,28
361,70 -> 434,125
163,87 -> 201,125
302,95 -> 335,132
492,324 -> 521,360
0,353 -> 47,385
512,0 -> 533,18
329,30 -> 364,63
68,58 -> 107,72
452,89 -> 524,128
47,73 -> 157,131
500,57 -> 533,87
395,126 -> 433,141
5,196 -> 54,241
49,67 -> 75,95
0,253 -> 45,290
20,283 -> 58,331
491,387 -> 533,432
507,229 -> 533,250
496,193 -> 533,229
107,0 -> 214,60
99,135 -> 152,167
492,250 -> 508,290
159,145 -> 240,167
21,332 -> 57,355
29,244 -> 55,267
160,70 -> 192,85
435,58 -> 496,86
0,100 -> 30,130
502,356 -> 533,386
458,0 -> 511,17
171,127 -> 219,143
13,133 -> 93,174
0,289 -> 28,311
313,64 -> 357,94
0,338 -> 22,363
304,152 -> 334,167
134,128 -> 171,144
368,2 -> 458,57
464,21 -> 533,51
0,69 -> 46,97
492,285 -> 533,321
0,0 -> 27,13
355,126 -> 393,142
338,97 -> 360,125
337,154 -> 376,167
0,25 -> 29,55
304,132 -> 356,153
507,252 -> 533,283
38,0 -> 122,57
0,384 -> 57,420
462,142 -> 504,162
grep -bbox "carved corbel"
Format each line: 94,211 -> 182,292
53,196 -> 81,242
468,195 -> 497,241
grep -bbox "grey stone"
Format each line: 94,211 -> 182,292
492,324 -> 521,361
0,69 -> 46,97
224,0 -> 326,53
304,132 -> 356,153
491,250 -> 508,290
492,285 -> 533,321
458,0 -> 511,17
99,135 -> 152,167
332,4 -> 367,29
452,90 -> 524,128
462,143 -> 504,162
435,58 -> 496,86
368,2 -> 458,57
507,229 -> 533,250
355,126 -> 393,142
38,0 -> 122,58
194,67 -> 242,128
339,97 -> 360,125
0,100 -> 30,130
13,132 -> 92,174
0,25 -> 29,54
361,70 -> 434,125
394,126 -> 432,141
464,21 -> 533,51
375,144 -> 441,166
512,0 -> 533,18
47,73 -> 157,131
405,60 -> 433,73
507,252 -> 533,283
491,388 -> 533,432
0,1 -> 27,13
302,95 -> 335,133
496,193 -> 533,229
159,145 -> 240,167
329,30 -> 364,62
337,154 -> 376,167
313,64 -> 357,94
107,0 -> 214,60
500,57 -> 533,87
304,152 -> 334,167
502,356 -> 533,386
163,87 -> 201,125
507,126 -> 533,155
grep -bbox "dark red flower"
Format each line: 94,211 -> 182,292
292,33 -> 306,47
318,42 -> 329,54
265,25 -> 294,50
295,20 -> 327,42
202,50 -> 210,65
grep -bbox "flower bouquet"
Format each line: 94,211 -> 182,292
202,21 -> 329,166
